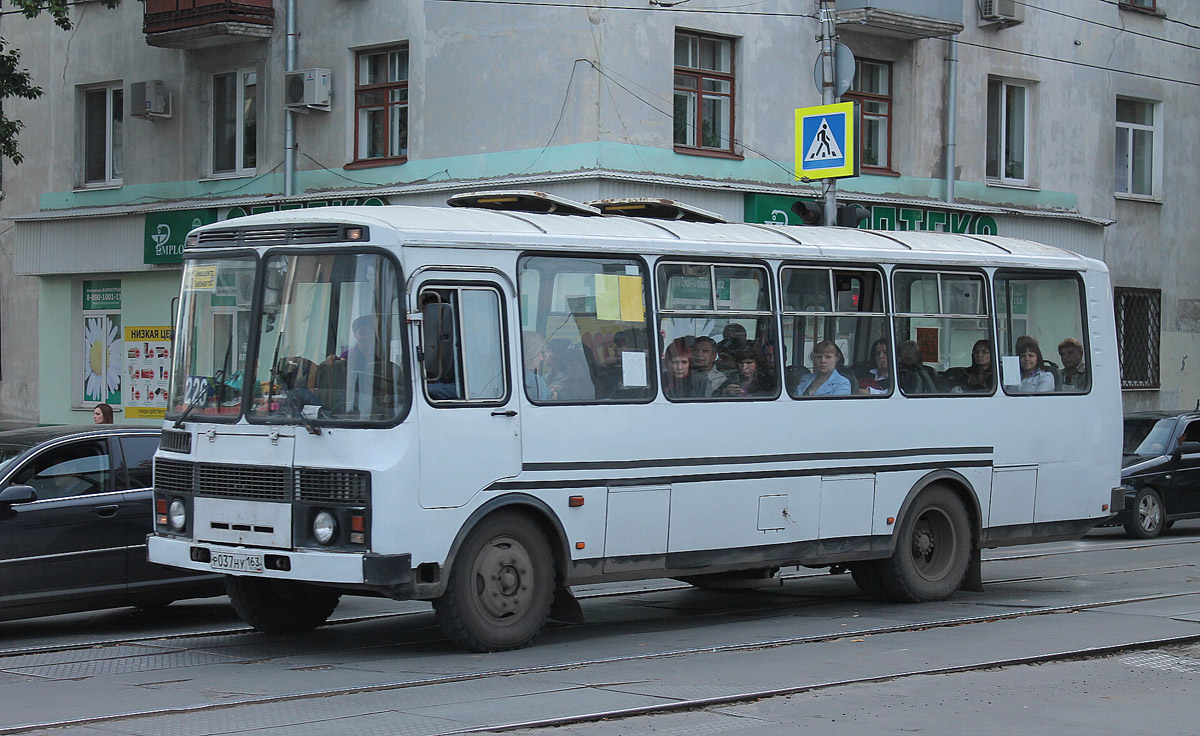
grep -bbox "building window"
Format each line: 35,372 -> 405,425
1120,0 -> 1156,10
1115,287 -> 1160,389
844,59 -> 892,172
81,280 -> 123,406
212,69 -> 257,176
355,45 -> 408,163
986,78 -> 1028,185
83,84 -> 123,186
1115,97 -> 1158,198
673,31 -> 735,154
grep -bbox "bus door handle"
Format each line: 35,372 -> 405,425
491,410 -> 518,417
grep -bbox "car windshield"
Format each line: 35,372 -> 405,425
1123,416 -> 1177,456
169,256 -> 258,420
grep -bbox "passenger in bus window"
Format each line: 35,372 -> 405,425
542,338 -> 592,401
1058,338 -> 1090,392
663,337 -> 710,399
720,347 -> 775,397
716,323 -> 749,371
691,336 -> 729,394
857,339 -> 892,395
794,341 -> 852,397
944,339 -> 994,393
1016,337 -> 1055,393
897,340 -> 942,394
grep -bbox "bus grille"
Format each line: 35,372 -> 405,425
295,469 -> 370,504
160,429 -> 192,453
197,464 -> 291,501
154,458 -> 195,494
195,224 -> 351,247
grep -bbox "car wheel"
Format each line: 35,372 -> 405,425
876,486 -> 971,602
225,577 -> 340,633
433,512 -> 555,652
1124,487 -> 1165,539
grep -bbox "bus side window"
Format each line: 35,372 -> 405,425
994,272 -> 1088,395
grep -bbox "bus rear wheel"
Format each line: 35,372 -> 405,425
878,486 -> 971,602
225,577 -> 340,633
434,513 -> 555,652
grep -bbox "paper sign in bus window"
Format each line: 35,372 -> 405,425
622,350 -> 648,388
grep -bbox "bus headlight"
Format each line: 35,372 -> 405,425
313,510 -> 337,545
168,499 -> 187,531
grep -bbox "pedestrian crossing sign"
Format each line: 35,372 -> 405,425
795,101 -> 857,180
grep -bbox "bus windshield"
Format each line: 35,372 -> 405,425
170,256 -> 257,419
249,251 -> 406,425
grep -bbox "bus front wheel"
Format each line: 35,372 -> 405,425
225,577 -> 340,633
434,512 -> 555,652
878,486 -> 971,602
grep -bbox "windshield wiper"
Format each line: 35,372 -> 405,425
174,369 -> 224,429
271,368 -> 322,436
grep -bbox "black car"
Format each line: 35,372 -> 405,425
1118,411 -> 1200,538
0,425 -> 223,621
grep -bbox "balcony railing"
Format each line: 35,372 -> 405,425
144,0 -> 274,49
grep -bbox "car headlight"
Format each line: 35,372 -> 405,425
166,499 -> 187,531
313,510 -> 337,545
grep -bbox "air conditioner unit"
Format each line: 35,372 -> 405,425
979,0 -> 1024,25
284,68 -> 332,111
130,80 -> 171,119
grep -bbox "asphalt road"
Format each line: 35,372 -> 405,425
2,522 -> 1199,735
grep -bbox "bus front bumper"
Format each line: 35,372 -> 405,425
147,535 -> 413,588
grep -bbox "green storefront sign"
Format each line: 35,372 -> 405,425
144,208 -> 219,264
744,193 -> 999,235
83,279 -> 121,310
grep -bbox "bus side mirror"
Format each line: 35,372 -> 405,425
422,303 -> 455,379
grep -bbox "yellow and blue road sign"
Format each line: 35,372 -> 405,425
795,101 -> 857,180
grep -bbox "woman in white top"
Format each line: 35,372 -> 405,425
1016,337 -> 1054,393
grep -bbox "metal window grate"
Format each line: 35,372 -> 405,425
1115,287 -> 1161,389
295,469 -> 370,504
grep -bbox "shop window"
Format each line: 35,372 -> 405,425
212,69 -> 257,176
1115,287 -> 1160,389
673,31 -> 736,155
844,59 -> 893,173
354,45 -> 408,164
82,83 -> 123,186
986,77 -> 1029,185
80,280 -> 122,407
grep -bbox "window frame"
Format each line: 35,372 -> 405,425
891,267 -> 994,397
1115,286 -> 1161,390
419,282 -> 511,408
994,269 -> 1091,396
985,77 -> 1031,186
1114,96 -> 1161,200
673,30 -> 738,158
210,68 -> 258,178
352,44 -> 409,167
81,82 -> 123,187
780,263 -> 889,399
656,258 -> 778,402
843,58 -> 894,174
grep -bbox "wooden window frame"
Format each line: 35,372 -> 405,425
673,31 -> 739,158
843,58 -> 895,175
351,44 -> 409,168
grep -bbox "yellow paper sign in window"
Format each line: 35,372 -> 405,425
189,265 -> 217,291
618,275 -> 644,323
595,274 -> 620,321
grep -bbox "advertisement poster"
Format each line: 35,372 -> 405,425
123,326 -> 172,419
82,280 -> 122,405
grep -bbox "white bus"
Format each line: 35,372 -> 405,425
148,193 -> 1123,652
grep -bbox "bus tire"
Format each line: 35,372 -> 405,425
225,576 -> 340,633
434,512 -> 555,652
878,486 -> 971,602
1123,487 -> 1164,539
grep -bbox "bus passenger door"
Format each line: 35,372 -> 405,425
415,278 -> 522,509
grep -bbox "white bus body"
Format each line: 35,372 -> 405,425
148,201 -> 1123,651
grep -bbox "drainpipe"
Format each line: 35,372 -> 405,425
284,0 -> 297,197
944,34 -> 958,204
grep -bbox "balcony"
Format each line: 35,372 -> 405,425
835,0 -> 964,40
144,0 -> 274,49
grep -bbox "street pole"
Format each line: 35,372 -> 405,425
818,0 -> 838,225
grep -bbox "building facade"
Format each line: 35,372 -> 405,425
0,0 -> 1195,425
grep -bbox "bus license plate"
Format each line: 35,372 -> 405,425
210,551 -> 264,573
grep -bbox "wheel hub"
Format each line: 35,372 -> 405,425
913,526 -> 936,559
474,540 -> 531,619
